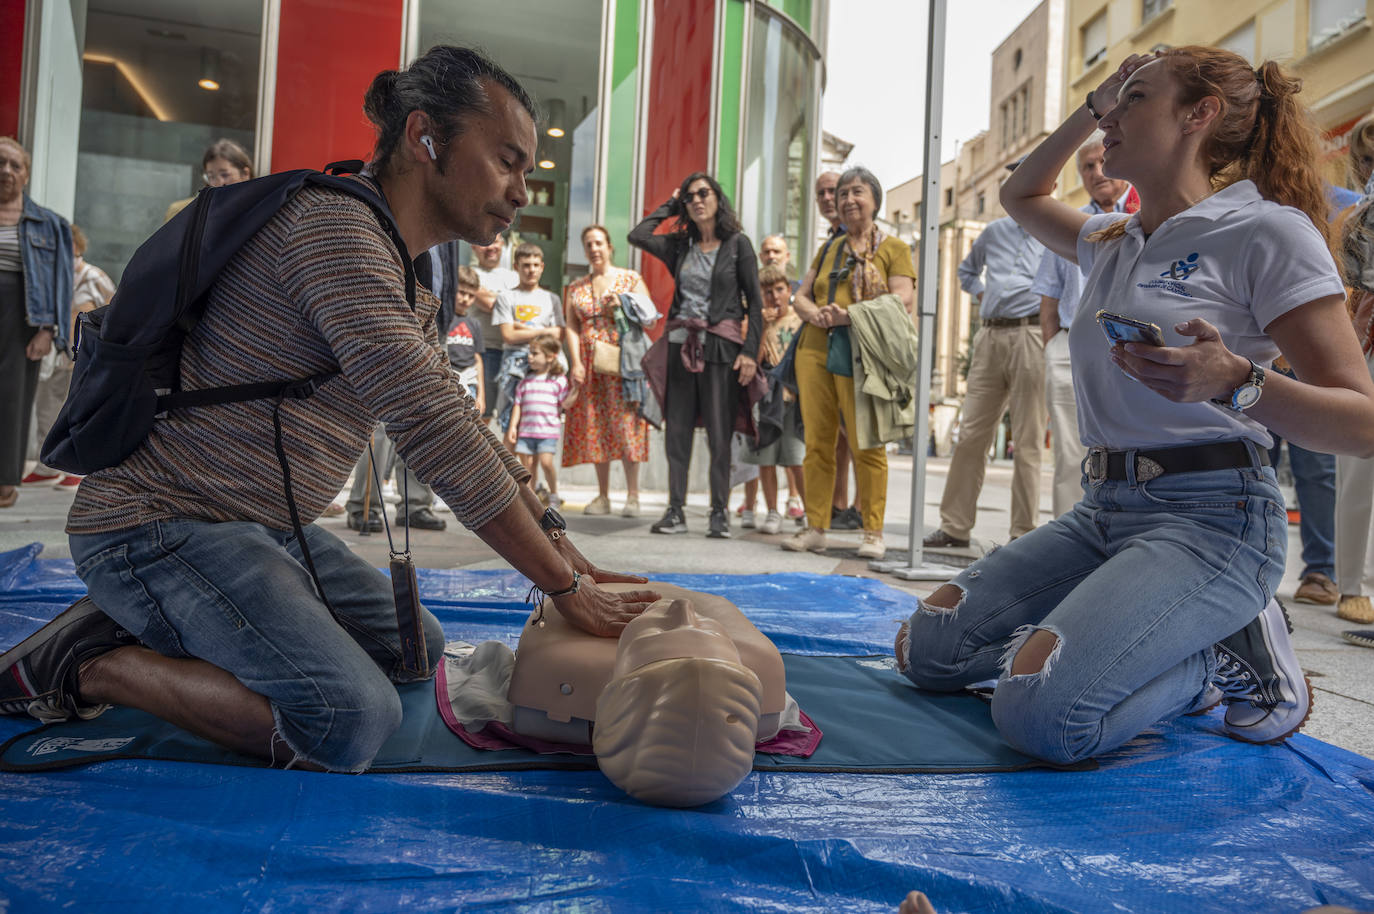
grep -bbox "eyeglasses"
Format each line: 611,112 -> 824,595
204,170 -> 243,186
682,188 -> 713,202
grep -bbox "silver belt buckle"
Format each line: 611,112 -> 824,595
1087,447 -> 1108,484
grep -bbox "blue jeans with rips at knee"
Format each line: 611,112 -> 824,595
70,519 -> 445,772
901,449 -> 1285,765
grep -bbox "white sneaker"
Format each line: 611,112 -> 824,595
782,527 -> 827,553
583,494 -> 611,515
759,511 -> 783,534
621,496 -> 640,518
856,531 -> 886,560
740,509 -> 756,529
546,492 -> 563,509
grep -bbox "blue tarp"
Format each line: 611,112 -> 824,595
2,543 -> 1373,913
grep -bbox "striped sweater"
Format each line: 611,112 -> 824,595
68,180 -> 529,535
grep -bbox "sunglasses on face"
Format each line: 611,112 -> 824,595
682,188 -> 713,202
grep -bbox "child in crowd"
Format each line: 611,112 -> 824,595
493,242 -> 565,436
504,334 -> 575,507
740,264 -> 806,534
445,264 -> 486,413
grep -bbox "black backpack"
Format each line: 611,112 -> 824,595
41,160 -> 416,475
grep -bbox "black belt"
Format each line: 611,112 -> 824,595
1086,441 -> 1268,483
982,315 -> 1039,328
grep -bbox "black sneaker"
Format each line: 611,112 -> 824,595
830,505 -> 862,530
347,511 -> 383,533
707,507 -> 731,539
922,529 -> 970,549
396,507 -> 447,531
650,506 -> 688,535
0,596 -> 136,723
1214,598 -> 1311,744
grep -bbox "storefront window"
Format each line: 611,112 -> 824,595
76,0 -> 263,280
738,7 -> 819,279
418,0 -> 603,291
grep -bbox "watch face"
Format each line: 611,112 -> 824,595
1233,384 -> 1262,410
542,506 -> 567,530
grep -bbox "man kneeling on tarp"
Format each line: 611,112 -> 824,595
0,46 -> 657,772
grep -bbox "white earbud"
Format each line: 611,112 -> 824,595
421,135 -> 437,161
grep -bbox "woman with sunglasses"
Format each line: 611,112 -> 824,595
629,173 -> 762,539
782,166 -> 915,559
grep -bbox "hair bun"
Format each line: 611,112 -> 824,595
363,70 -> 402,127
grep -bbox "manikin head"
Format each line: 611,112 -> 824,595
592,599 -> 762,808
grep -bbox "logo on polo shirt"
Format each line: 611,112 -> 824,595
1161,253 -> 1201,281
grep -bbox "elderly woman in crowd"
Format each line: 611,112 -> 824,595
0,136 -> 72,510
783,166 -> 914,559
630,172 -> 762,540
563,225 -> 654,517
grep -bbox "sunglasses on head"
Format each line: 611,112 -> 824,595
682,188 -> 713,202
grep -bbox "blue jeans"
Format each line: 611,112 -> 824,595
902,450 -> 1285,765
481,348 -> 503,418
1268,436 -> 1336,578
495,349 -> 528,434
70,519 -> 444,772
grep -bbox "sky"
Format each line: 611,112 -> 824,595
823,0 -> 1045,191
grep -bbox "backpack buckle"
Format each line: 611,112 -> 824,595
280,377 -> 323,400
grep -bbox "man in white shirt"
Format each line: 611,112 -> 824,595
927,165 -> 1047,548
1031,135 -> 1134,518
471,235 -> 518,417
493,241 -> 564,435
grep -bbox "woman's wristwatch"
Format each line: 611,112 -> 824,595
1211,359 -> 1265,411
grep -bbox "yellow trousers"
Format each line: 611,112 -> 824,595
795,343 -> 887,531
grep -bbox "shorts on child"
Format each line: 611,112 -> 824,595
516,436 -> 559,456
742,403 -> 804,467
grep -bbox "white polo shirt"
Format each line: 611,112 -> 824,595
1068,180 -> 1346,450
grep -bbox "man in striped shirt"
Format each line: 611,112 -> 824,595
0,47 -> 658,772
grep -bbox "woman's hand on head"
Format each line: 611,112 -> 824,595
1109,317 -> 1250,403
553,579 -> 661,637
1091,52 -> 1159,117
734,353 -> 757,385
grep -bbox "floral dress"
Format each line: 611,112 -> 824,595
561,269 -> 651,466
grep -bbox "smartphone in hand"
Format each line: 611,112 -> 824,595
1096,310 -> 1166,347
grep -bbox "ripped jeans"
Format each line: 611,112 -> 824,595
901,453 -> 1286,764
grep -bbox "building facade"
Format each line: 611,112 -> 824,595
1,0 -> 828,311
1061,0 -> 1374,205
885,0 -> 1065,422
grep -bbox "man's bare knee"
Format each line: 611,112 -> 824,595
1009,629 -> 1060,677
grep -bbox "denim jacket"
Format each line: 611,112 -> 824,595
18,194 -> 73,350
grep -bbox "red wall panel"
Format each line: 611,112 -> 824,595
0,0 -> 25,138
270,0 -> 402,173
639,0 -> 715,313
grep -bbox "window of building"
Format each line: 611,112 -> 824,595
976,192 -> 985,215
76,0 -> 264,280
1013,48 -> 1023,70
1000,102 -> 1009,149
944,188 -> 953,208
1019,83 -> 1031,137
1082,12 -> 1108,70
419,0 -> 603,287
1141,0 -> 1172,25
740,7 -> 821,268
1218,20 -> 1257,63
1309,0 -> 1366,49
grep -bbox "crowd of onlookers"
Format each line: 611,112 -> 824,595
5,105 -> 1374,642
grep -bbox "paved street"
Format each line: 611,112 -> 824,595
3,452 -> 1370,758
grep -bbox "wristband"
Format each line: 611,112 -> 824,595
1085,90 -> 1104,120
545,570 -> 581,598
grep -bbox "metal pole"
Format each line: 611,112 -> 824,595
872,0 -> 957,581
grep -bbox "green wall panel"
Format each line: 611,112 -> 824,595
603,0 -> 641,266
715,0 -> 746,201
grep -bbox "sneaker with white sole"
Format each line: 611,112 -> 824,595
621,496 -> 640,518
785,495 -> 804,520
759,511 -> 783,534
782,527 -> 827,553
583,494 -> 611,515
856,531 -> 886,560
740,509 -> 756,529
0,596 -> 137,723
1213,598 -> 1311,744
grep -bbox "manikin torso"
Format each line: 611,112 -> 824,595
507,581 -> 787,745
